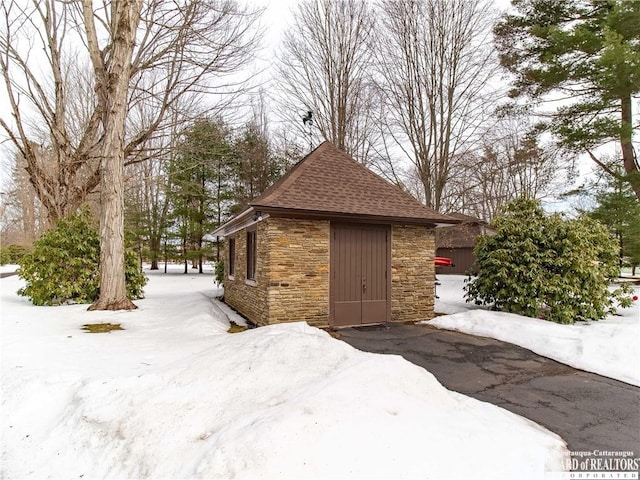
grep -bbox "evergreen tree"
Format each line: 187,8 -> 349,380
231,123 -> 286,213
466,198 -> 633,323
494,0 -> 640,200
591,175 -> 640,275
169,117 -> 234,273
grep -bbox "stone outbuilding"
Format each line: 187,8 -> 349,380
212,142 -> 458,328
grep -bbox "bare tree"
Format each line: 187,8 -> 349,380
0,153 -> 49,246
0,0 -> 263,310
125,90 -> 201,271
276,0 -> 377,161
81,0 -> 143,310
0,2 -> 102,221
124,136 -> 173,272
375,0 -> 499,210
447,116 -> 565,220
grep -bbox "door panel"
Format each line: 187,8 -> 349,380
361,228 -> 388,324
332,226 -> 362,326
330,224 -> 389,326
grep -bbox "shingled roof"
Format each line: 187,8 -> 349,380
256,142 -> 455,220
213,142 -> 457,236
436,214 -> 492,249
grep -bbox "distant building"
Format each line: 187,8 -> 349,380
436,213 -> 493,275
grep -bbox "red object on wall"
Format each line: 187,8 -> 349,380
434,256 -> 453,267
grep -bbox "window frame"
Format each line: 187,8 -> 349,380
227,236 -> 236,279
246,228 -> 257,283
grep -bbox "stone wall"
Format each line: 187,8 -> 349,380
391,224 -> 436,322
224,218 -> 435,326
223,220 -> 269,325
266,218 -> 330,327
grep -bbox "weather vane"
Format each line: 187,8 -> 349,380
302,110 -> 313,152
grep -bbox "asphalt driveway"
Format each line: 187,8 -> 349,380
338,323 -> 640,454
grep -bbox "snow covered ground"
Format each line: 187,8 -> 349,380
1,266 -> 568,479
0,264 -> 18,274
431,275 -> 640,387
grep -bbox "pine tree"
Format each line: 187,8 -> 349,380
231,123 -> 285,213
494,0 -> 640,200
591,175 -> 640,275
169,117 -> 234,272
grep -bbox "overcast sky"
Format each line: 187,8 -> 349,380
0,0 -> 511,149
0,0 -> 589,209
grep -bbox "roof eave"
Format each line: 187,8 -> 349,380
252,205 -> 460,226
211,207 -> 258,238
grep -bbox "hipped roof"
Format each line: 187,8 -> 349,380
213,142 -> 458,236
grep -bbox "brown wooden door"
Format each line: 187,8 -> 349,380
330,224 -> 390,326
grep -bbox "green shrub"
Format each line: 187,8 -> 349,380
0,244 -> 30,265
17,208 -> 147,306
465,198 -> 633,323
124,249 -> 147,300
215,260 -> 224,285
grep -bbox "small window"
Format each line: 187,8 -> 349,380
228,237 -> 235,277
246,229 -> 257,281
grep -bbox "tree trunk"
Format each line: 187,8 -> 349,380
621,95 -> 640,201
149,236 -> 160,270
86,0 -> 142,311
89,132 -> 135,310
182,231 -> 188,273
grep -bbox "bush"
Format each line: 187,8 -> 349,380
215,260 -> 224,286
124,249 -> 147,300
0,244 -> 30,265
465,198 -> 633,324
17,208 -> 147,306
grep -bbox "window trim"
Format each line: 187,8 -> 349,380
246,228 -> 257,283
